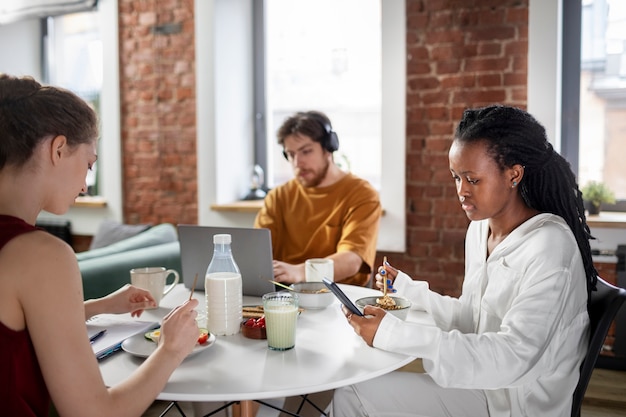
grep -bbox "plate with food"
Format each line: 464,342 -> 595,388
121,328 -> 216,358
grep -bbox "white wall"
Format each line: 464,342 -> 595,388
0,19 -> 42,78
195,0 -> 257,229
528,0 -> 561,148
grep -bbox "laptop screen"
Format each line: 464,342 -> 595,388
177,225 -> 276,296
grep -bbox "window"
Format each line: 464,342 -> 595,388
43,10 -> 102,195
255,0 -> 382,190
578,0 -> 626,208
199,0 -> 406,251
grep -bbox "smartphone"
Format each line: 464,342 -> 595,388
322,278 -> 364,316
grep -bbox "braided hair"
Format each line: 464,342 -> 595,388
455,105 -> 598,298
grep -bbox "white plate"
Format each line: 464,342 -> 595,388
121,332 -> 216,359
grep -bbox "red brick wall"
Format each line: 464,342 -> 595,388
118,0 -> 198,226
117,1 -> 529,296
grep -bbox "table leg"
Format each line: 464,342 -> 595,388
232,400 -> 259,417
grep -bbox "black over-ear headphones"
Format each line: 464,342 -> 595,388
308,112 -> 339,153
282,112 -> 340,161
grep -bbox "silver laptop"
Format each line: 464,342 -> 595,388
177,225 -> 276,296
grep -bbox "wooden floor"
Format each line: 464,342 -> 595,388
143,366 -> 626,417
581,367 -> 626,416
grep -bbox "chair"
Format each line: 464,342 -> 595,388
571,277 -> 626,417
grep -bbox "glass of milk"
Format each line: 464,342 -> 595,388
262,292 -> 299,351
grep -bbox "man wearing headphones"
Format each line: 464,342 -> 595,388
254,111 -> 382,286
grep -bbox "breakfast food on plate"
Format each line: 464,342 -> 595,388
144,328 -> 210,345
145,329 -> 162,343
375,295 -> 401,310
374,298 -> 404,310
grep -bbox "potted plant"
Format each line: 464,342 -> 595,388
580,181 -> 616,215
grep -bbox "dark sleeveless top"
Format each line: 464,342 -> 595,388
0,215 -> 50,416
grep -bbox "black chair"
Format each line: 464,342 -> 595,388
571,277 -> 626,417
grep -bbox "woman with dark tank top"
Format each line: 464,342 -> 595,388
0,74 -> 200,416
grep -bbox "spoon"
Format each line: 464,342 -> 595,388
377,256 -> 396,307
189,273 -> 199,301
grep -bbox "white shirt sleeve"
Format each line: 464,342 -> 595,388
371,215 -> 589,391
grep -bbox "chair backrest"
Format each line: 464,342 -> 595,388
571,276 -> 626,417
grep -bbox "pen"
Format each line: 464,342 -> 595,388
96,343 -> 123,361
89,329 -> 107,344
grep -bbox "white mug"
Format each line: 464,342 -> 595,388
305,258 -> 334,282
130,267 -> 180,308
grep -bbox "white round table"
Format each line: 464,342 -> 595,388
98,284 -> 423,411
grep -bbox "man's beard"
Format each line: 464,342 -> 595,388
296,159 -> 330,188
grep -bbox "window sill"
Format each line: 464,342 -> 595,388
72,195 -> 108,208
211,200 -> 387,216
210,200 -> 264,213
587,212 -> 626,229
210,201 -> 624,227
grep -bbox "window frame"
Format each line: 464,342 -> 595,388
196,0 -> 407,252
36,0 -> 124,235
561,0 -> 626,210
561,0 -> 582,178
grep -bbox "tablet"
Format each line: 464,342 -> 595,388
322,278 -> 364,316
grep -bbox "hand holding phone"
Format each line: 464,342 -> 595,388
322,278 -> 364,316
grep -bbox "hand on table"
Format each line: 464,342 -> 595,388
271,260 -> 305,284
87,284 -> 157,318
341,304 -> 385,347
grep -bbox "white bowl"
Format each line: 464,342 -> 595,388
290,282 -> 335,309
355,296 -> 411,320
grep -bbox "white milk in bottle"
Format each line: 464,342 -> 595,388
205,234 -> 242,336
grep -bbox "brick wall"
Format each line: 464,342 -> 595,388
118,0 -> 198,226
117,1 -> 529,296
378,0 -> 529,296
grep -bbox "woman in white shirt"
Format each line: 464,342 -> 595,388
332,105 -> 597,417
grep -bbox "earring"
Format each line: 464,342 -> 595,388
512,181 -> 518,188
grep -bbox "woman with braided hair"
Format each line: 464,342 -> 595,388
332,105 -> 595,417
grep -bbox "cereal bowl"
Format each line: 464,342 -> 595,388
290,282 -> 335,309
355,296 -> 411,320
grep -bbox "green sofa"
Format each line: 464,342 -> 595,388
77,223 -> 181,300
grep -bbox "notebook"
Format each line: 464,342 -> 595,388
86,315 -> 159,360
177,225 -> 276,296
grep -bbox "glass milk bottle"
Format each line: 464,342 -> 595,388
205,234 -> 242,336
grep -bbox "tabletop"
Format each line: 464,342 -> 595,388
98,283 -> 426,403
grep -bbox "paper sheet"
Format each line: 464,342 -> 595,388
86,315 -> 159,358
